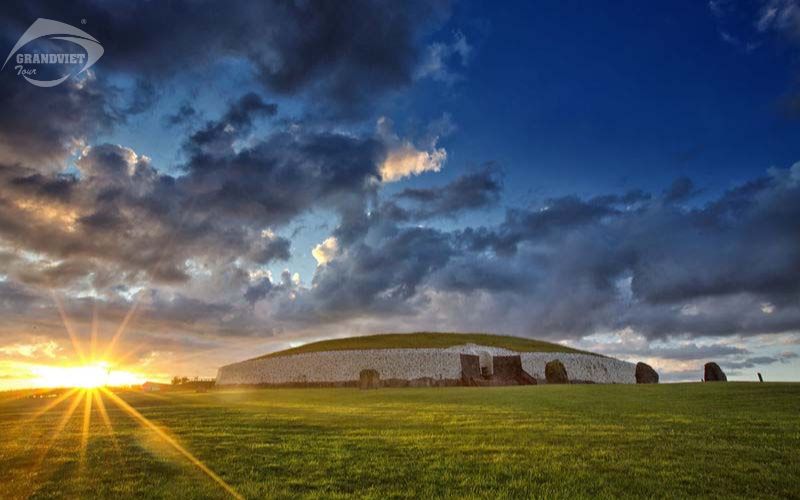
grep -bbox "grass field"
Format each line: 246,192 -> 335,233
258,332 -> 598,358
1,383 -> 798,499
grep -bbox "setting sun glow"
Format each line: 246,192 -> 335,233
30,361 -> 144,389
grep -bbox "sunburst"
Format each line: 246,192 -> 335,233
3,295 -> 243,499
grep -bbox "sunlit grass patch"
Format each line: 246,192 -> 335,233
0,383 -> 798,498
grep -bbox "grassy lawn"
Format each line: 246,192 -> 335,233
259,332 -> 598,358
0,383 -> 798,499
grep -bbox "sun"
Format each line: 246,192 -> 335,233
70,362 -> 110,388
31,361 -> 118,389
4,295 -> 243,499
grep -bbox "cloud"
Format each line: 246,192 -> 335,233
1,1 -> 800,367
380,144 -> 447,182
0,339 -> 60,359
757,0 -> 800,40
0,74 -> 118,170
0,0 -> 453,169
164,102 -> 199,127
257,163 -> 800,342
0,93 -> 384,291
390,165 -> 503,220
2,0 -> 449,116
416,30 -> 472,84
376,116 -> 450,182
312,237 -> 339,266
663,177 -> 699,203
709,1 -> 800,115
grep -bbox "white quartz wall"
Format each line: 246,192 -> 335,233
520,353 -> 635,384
216,344 -> 636,385
216,349 -> 464,385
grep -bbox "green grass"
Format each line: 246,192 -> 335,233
258,332 -> 598,359
1,383 -> 798,498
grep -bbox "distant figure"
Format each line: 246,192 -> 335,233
758,372 -> 764,382
635,362 -> 659,384
704,362 -> 727,382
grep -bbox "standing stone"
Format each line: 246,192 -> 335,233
704,362 -> 727,382
545,360 -> 569,384
460,354 -> 482,385
359,369 -> 380,389
635,362 -> 659,384
492,355 -> 537,385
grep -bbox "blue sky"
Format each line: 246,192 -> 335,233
0,0 -> 799,386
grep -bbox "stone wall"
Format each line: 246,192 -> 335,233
216,348 -> 464,385
520,353 -> 635,384
216,344 -> 636,385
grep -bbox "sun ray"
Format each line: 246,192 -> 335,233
79,389 -> 93,471
90,301 -> 99,361
2,388 -> 81,456
28,387 -> 81,423
102,297 -> 141,361
51,291 -> 87,364
0,386 -> 59,406
18,391 -> 85,499
100,388 -> 242,499
34,390 -> 84,470
110,340 -> 148,366
93,390 -> 121,455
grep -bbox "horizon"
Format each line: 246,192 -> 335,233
1,0 -> 799,390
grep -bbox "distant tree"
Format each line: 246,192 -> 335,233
171,376 -> 181,386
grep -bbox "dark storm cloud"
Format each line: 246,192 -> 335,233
245,270 -> 298,306
1,0 -> 447,118
0,280 -> 39,312
0,76 -> 119,169
662,177 -> 698,203
184,93 -> 277,157
8,172 -> 76,202
165,102 -> 199,127
181,129 -> 384,225
267,165 -> 800,341
389,166 -> 503,220
430,255 -> 530,293
0,0 -> 448,175
1,0 -> 799,352
0,90 -> 384,295
634,342 -> 750,361
458,191 -> 648,256
124,78 -> 159,114
725,352 -> 798,370
249,236 -> 291,266
278,226 -> 455,321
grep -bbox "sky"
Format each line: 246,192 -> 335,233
0,0 -> 799,389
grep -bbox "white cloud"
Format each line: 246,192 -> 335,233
312,237 -> 339,266
376,116 -> 451,182
756,0 -> 800,37
0,340 -> 60,359
380,144 -> 447,182
416,31 -> 472,83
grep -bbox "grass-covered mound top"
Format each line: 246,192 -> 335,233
257,332 -> 599,359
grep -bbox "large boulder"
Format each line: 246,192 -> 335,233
460,354 -> 482,385
359,369 -> 380,389
704,362 -> 727,382
635,362 -> 659,384
492,355 -> 537,385
545,359 -> 569,384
